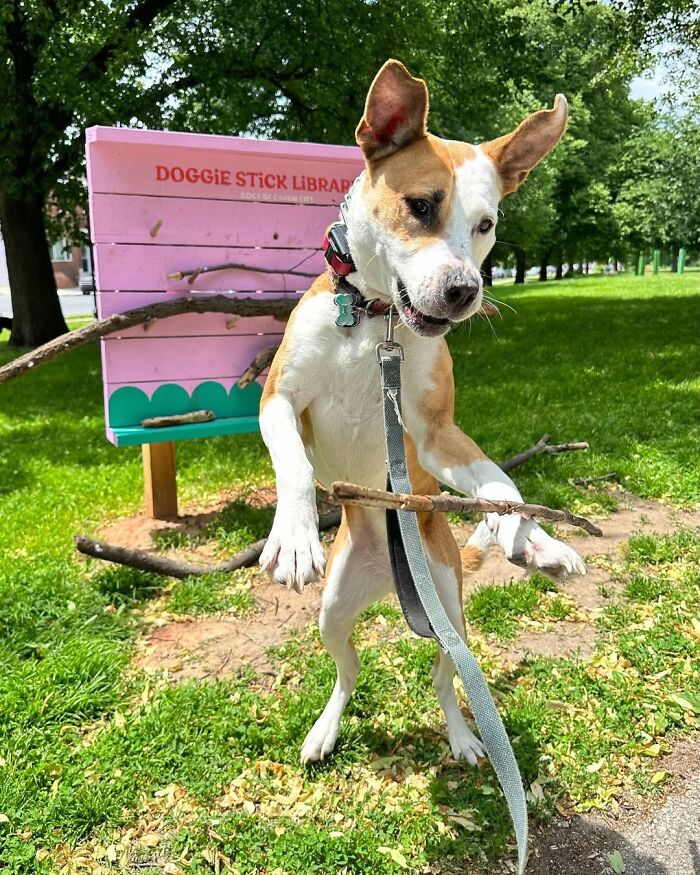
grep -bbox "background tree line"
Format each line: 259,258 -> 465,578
1,0 -> 698,346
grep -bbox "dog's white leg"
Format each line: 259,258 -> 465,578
258,394 -> 325,592
301,514 -> 393,763
465,460 -> 587,577
426,555 -> 486,765
419,433 -> 585,578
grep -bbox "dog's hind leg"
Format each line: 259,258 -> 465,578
421,512 -> 486,765
301,507 -> 393,764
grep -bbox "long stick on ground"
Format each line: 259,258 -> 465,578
74,510 -> 342,579
0,295 -> 297,386
500,433 -> 588,472
329,481 -> 603,537
73,435 -> 595,577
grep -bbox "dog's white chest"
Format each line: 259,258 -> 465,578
306,341 -> 386,488
294,294 -> 438,489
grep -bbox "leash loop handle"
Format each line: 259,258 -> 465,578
379,350 -> 529,875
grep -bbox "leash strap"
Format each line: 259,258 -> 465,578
378,346 -> 529,875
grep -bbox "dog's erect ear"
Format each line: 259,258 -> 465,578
355,60 -> 429,161
482,95 -> 568,195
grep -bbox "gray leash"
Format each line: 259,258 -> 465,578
376,316 -> 528,875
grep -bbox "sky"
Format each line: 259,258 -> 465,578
630,68 -> 664,101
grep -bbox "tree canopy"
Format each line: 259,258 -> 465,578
1,0 -> 699,345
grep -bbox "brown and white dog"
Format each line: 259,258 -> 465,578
259,60 -> 585,766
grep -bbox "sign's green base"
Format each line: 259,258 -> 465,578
111,416 -> 261,446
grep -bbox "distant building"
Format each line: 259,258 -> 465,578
49,238 -> 90,288
0,233 -> 92,291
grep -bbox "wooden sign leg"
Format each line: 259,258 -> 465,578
142,442 -> 178,519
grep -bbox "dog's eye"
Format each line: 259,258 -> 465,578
478,217 -> 494,234
406,198 -> 432,221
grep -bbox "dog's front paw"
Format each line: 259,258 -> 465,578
491,514 -> 586,578
260,512 -> 326,593
510,525 -> 586,577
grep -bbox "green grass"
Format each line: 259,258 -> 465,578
167,572 -> 256,616
455,272 -> 700,510
465,574 -> 566,638
0,274 -> 699,874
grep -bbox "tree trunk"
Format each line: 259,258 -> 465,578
482,252 -> 493,287
514,249 -> 526,284
0,190 -> 68,347
670,249 -> 678,272
539,254 -> 548,282
555,254 -> 563,280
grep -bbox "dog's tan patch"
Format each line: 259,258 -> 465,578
420,340 -> 489,468
261,273 -> 334,409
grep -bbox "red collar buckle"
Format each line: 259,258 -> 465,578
323,222 -> 355,277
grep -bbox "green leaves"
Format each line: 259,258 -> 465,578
608,849 -> 626,873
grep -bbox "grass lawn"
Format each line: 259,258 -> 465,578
0,272 -> 698,874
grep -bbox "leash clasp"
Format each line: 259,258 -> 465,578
376,308 -> 404,361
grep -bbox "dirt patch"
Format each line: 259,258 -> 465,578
97,486 -> 277,555
452,492 -> 700,662
136,574 -> 323,682
123,490 -> 699,681
503,620 -> 597,662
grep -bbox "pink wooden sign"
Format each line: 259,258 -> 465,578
85,125 -> 363,446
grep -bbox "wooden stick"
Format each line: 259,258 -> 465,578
0,295 -> 297,385
571,471 -> 619,486
72,432 -> 595,575
328,481 -> 603,537
73,510 -> 342,579
237,346 -> 279,389
167,261 -> 318,284
500,433 -> 588,472
142,410 -> 215,428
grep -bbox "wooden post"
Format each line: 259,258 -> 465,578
142,442 -> 178,519
652,249 -> 660,274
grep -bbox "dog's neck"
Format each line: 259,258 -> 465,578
343,184 -> 396,306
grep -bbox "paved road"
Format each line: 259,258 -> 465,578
622,773 -> 700,875
0,288 -> 96,320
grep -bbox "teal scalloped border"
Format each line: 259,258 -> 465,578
108,380 -> 263,428
107,380 -> 262,445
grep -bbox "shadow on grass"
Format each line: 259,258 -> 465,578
152,495 -> 275,554
92,565 -> 166,606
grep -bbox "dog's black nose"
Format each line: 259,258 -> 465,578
444,284 -> 479,310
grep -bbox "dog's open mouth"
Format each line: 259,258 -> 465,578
398,284 -> 451,337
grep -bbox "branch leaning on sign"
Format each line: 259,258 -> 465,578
0,295 -> 296,386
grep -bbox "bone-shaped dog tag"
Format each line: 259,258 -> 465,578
334,292 -> 360,328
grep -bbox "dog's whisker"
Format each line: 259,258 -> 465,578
483,293 -> 516,316
477,310 -> 498,338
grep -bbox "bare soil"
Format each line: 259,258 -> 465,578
128,488 -> 700,684
135,572 -> 322,683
